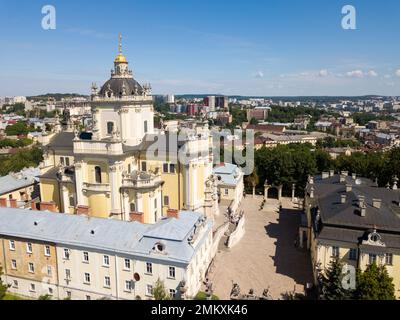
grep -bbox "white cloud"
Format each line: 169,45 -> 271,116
254,71 -> 264,78
367,70 -> 378,77
318,69 -> 329,77
346,70 -> 365,78
395,69 -> 400,77
384,74 -> 392,79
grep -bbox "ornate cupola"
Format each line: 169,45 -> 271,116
112,34 -> 132,78
90,34 -> 154,146
97,34 -> 145,98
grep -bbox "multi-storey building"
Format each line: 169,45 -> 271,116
39,36 -> 219,224
0,207 -> 213,300
300,172 -> 400,298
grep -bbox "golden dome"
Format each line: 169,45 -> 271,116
114,53 -> 127,63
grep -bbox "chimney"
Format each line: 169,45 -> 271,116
342,171 -> 349,177
76,205 -> 90,216
352,173 -> 357,180
130,212 -> 144,224
372,199 -> 382,209
30,201 -> 38,211
340,175 -> 346,183
40,202 -> 57,213
358,195 -> 365,208
360,204 -> 367,217
346,184 -> 353,192
0,198 -> 7,208
341,194 -> 347,204
329,170 -> 335,177
322,172 -> 329,179
9,199 -> 17,208
167,209 -> 179,219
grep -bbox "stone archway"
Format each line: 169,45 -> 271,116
267,187 -> 279,199
264,180 -> 283,201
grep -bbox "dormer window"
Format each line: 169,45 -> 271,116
154,242 -> 165,253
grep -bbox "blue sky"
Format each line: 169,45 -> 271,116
0,0 -> 399,96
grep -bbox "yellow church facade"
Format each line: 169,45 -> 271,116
39,37 -> 219,224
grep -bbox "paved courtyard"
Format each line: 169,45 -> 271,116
208,196 -> 313,300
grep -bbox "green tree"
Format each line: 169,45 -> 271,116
318,259 -> 353,300
355,264 -> 395,300
0,266 -> 9,299
152,279 -> 171,300
38,294 -> 52,300
0,147 -> 43,177
249,117 -> 258,125
194,291 -> 219,300
315,149 -> 333,173
245,169 -> 259,196
5,122 -> 29,136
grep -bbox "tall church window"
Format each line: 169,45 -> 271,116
144,121 -> 148,134
107,122 -> 114,135
95,166 -> 102,184
130,203 -> 136,213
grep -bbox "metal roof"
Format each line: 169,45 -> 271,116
313,175 -> 400,232
0,167 -> 40,195
0,208 -> 212,264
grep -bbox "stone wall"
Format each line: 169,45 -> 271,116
227,215 -> 245,249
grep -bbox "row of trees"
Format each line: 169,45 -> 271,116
1,103 -> 25,116
266,105 -> 337,124
316,136 -> 361,148
246,144 -> 400,195
0,138 -> 33,149
352,112 -> 396,126
0,147 -> 43,176
5,122 -> 42,136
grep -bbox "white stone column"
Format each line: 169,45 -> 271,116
192,164 -> 198,210
61,185 -> 70,213
75,161 -> 87,206
109,162 -> 122,216
292,184 -> 296,203
123,191 -> 130,221
183,164 -> 191,210
119,108 -> 129,141
92,109 -> 101,140
136,193 -> 143,213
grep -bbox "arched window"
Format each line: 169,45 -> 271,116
130,203 -> 136,213
95,166 -> 102,184
107,122 -> 114,135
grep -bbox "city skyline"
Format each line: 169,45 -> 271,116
1,0 -> 400,97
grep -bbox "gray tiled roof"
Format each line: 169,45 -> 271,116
313,175 -> 400,232
47,132 -> 75,150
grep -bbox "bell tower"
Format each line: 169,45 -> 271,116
90,34 -> 155,146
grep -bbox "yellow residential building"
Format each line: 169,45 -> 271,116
0,236 -> 58,299
300,172 -> 400,298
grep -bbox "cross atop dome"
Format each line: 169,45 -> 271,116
114,33 -> 127,64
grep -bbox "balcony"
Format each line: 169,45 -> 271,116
122,171 -> 163,190
73,139 -> 124,156
82,182 -> 111,193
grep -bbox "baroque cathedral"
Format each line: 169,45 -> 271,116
39,36 -> 219,224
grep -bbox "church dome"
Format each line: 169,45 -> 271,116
114,53 -> 127,63
99,78 -> 144,97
